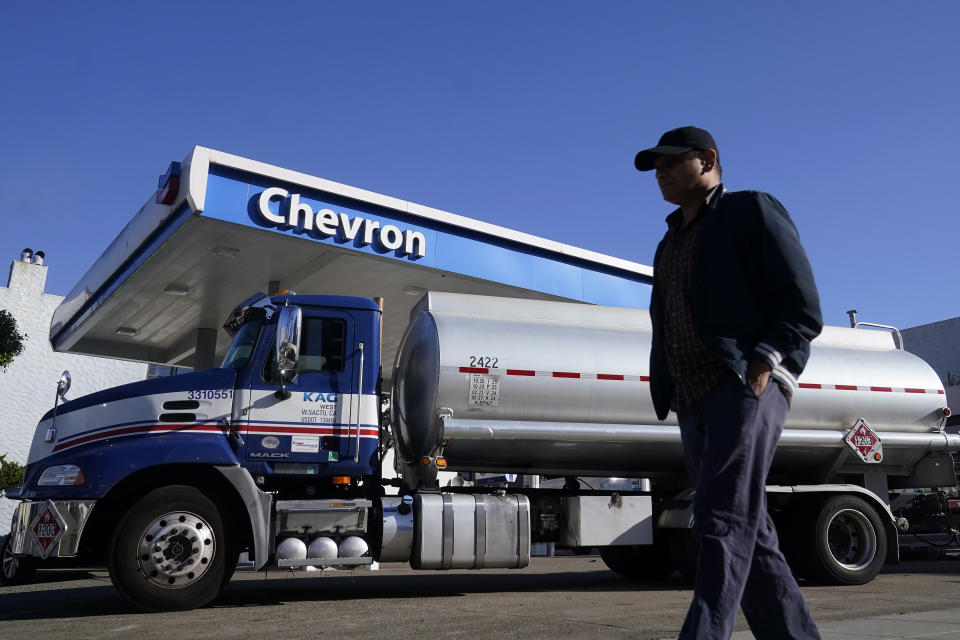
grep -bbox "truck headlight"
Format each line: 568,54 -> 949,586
37,464 -> 86,486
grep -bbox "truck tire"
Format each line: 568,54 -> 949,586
108,485 -> 227,611
221,545 -> 242,587
600,544 -> 674,581
667,530 -> 699,583
1,534 -> 37,586
802,495 -> 886,585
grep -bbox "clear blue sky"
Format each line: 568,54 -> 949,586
1,1 -> 956,331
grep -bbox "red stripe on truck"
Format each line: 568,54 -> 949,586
453,365 -> 943,395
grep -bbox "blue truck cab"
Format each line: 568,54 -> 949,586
5,292 -> 388,609
222,292 -> 382,481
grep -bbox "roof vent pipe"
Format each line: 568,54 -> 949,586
846,309 -> 858,329
33,251 -> 45,265
20,248 -> 33,262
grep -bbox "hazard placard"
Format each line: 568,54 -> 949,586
30,501 -> 67,559
845,418 -> 883,464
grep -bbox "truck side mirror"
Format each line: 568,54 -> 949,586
57,370 -> 72,400
274,305 -> 301,399
45,370 -> 73,442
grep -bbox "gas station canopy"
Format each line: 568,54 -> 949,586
50,147 -> 652,377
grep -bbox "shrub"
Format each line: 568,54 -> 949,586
0,453 -> 26,492
0,309 -> 26,370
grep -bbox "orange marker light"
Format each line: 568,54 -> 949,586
332,476 -> 351,485
436,457 -> 447,469
421,456 -> 432,466
873,453 -> 882,461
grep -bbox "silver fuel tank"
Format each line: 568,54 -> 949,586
391,293 -> 956,485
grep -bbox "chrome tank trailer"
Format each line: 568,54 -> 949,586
392,293 -> 955,486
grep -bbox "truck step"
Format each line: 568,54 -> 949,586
275,556 -> 374,568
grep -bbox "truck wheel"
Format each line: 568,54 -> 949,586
600,544 -> 674,580
667,530 -> 699,583
221,546 -> 241,587
1,534 -> 37,586
108,485 -> 227,611
803,495 -> 886,585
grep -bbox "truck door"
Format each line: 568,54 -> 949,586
238,308 -> 375,477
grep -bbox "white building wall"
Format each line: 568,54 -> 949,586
0,252 -> 146,534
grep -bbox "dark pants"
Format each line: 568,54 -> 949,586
676,376 -> 820,640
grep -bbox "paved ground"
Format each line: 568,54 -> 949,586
1,557 -> 958,639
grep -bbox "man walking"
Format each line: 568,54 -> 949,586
636,126 -> 822,639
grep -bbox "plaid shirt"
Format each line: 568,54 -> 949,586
656,187 -> 730,410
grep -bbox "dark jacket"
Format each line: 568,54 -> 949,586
649,188 -> 823,420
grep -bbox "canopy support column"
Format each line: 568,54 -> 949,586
195,327 -> 218,370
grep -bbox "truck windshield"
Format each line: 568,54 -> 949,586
221,310 -> 266,370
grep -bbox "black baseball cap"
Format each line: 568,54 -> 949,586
634,126 -> 719,171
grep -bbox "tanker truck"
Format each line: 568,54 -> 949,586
3,291 -> 957,611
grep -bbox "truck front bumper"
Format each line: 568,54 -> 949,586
8,500 -> 96,559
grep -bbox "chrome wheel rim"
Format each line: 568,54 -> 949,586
827,508 -> 877,571
2,544 -> 19,579
136,511 -> 216,589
